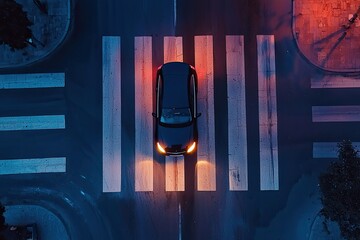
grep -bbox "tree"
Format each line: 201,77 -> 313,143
0,0 -> 33,50
319,140 -> 360,240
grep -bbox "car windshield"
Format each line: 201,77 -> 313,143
160,108 -> 192,125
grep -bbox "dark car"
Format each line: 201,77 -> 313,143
152,62 -> 201,155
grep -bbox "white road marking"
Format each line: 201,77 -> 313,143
226,35 -> 248,191
311,75 -> 360,88
174,0 -> 177,28
165,156 -> 185,191
102,36 -> 122,193
195,35 -> 216,191
0,115 -> 65,131
135,36 -> 154,192
0,157 -> 66,175
164,36 -> 183,63
257,35 -> 279,191
312,105 -> 360,122
0,73 -> 64,89
313,142 -> 360,158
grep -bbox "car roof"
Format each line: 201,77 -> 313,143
161,62 -> 191,108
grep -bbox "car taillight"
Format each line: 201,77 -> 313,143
187,142 -> 196,153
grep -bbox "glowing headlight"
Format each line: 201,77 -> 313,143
187,142 -> 196,153
157,142 -> 166,154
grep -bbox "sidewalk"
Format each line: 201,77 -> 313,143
254,173 -> 344,240
293,0 -> 360,72
0,0 -> 71,68
3,204 -> 69,240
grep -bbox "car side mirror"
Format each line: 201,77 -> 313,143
196,113 -> 201,118
152,112 -> 156,118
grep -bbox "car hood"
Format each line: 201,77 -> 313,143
158,124 -> 194,149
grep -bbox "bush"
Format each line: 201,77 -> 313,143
0,0 -> 33,50
319,140 -> 360,240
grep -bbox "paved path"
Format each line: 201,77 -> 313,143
293,0 -> 360,72
4,204 -> 69,240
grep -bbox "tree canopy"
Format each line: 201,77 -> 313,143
319,140 -> 360,240
0,0 -> 33,50
0,202 -> 5,230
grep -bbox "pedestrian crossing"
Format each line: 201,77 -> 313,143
1,36 -> 357,191
311,75 -> 360,159
102,35 -> 279,192
0,73 -> 67,175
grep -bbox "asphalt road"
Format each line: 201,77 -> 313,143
1,0 -> 359,239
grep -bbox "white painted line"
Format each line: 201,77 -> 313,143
312,106 -> 360,122
195,35 -> 216,191
257,35 -> 279,191
313,142 -> 360,158
102,36 -> 122,193
0,73 -> 65,89
311,75 -> 360,88
164,37 -> 183,63
165,155 -> 185,191
0,115 -> 65,131
173,0 -> 177,28
135,36 -> 153,192
0,157 -> 66,175
226,35 -> 248,191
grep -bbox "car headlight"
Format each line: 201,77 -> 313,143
187,142 -> 196,153
157,142 -> 166,154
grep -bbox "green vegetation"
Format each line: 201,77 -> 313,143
319,140 -> 360,240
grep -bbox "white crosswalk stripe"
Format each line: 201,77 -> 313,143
195,35 -> 216,191
311,75 -> 360,89
134,36 -> 154,192
0,115 -> 65,131
257,35 -> 279,191
0,73 -> 64,89
0,73 -> 66,175
102,36 -> 122,193
226,35 -> 248,191
0,157 -> 66,175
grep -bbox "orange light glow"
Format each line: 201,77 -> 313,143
157,142 -> 166,153
187,142 -> 196,153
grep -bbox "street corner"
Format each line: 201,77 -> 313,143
293,0 -> 360,72
0,0 -> 71,69
4,204 -> 69,240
